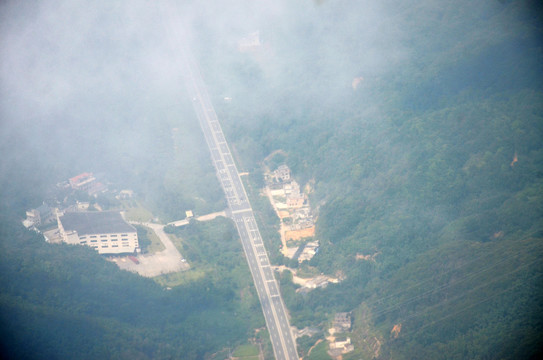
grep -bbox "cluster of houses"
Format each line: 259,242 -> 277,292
23,203 -> 54,228
22,172 -> 139,255
67,172 -> 107,195
297,240 -> 320,263
294,273 -> 340,294
269,165 -> 307,209
327,312 -> 355,357
266,165 -> 318,263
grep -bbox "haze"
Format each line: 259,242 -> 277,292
1,1 -> 541,359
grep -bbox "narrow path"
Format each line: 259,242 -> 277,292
307,339 -> 323,357
167,210 -> 227,227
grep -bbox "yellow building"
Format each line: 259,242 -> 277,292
58,211 -> 138,254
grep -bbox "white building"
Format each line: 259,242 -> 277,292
332,312 -> 352,333
274,165 -> 291,182
329,337 -> 354,355
58,211 -> 138,254
298,241 -> 319,263
117,189 -> 134,200
23,203 -> 54,228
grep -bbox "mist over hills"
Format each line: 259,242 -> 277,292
1,0 -> 542,359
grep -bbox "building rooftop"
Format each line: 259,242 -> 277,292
36,203 -> 51,215
59,211 -> 135,236
69,172 -> 93,184
333,312 -> 352,332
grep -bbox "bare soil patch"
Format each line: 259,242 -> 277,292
285,226 -> 315,240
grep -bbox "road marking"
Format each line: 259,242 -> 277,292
232,208 -> 251,214
179,35 -> 298,359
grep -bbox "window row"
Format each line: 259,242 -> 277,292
83,238 -> 133,243
80,233 -> 136,240
83,242 -> 134,248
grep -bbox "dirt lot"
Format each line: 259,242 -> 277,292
277,210 -> 291,219
284,226 -> 315,241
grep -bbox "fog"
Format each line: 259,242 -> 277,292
1,0 -> 541,358
1,0 -> 539,208
0,2 -> 525,153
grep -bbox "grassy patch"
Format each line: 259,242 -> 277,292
255,329 -> 275,360
273,195 -> 286,203
286,239 -> 304,247
135,225 -> 165,253
166,231 -> 185,248
148,229 -> 166,252
154,268 -> 207,287
296,265 -> 320,278
122,202 -> 154,222
307,341 -> 332,360
233,344 -> 259,357
151,232 -> 205,287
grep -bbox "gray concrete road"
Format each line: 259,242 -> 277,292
167,210 -> 226,227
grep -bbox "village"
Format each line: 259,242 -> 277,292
264,164 -> 355,358
264,164 -> 341,286
20,172 -> 196,277
265,164 -> 317,261
23,168 -> 356,358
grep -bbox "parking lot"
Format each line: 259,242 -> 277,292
109,222 -> 189,277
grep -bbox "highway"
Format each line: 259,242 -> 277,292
176,27 -> 299,360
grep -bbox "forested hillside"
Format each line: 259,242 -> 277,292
197,0 -> 543,358
0,1 -> 252,359
0,211 -> 258,359
1,0 -> 541,359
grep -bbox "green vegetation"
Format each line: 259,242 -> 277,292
165,218 -> 265,329
306,341 -> 332,360
94,193 -> 121,211
0,126 -> 259,360
123,202 -> 154,223
134,225 -> 164,254
273,195 -> 286,203
154,267 -> 207,288
0,213 -> 251,359
295,264 -> 321,279
203,1 -> 543,358
243,175 -> 286,267
1,0 -> 542,359
255,329 -> 275,360
297,334 -> 325,359
286,239 -> 304,247
232,344 -> 259,358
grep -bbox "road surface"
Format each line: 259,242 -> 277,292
170,25 -> 299,360
167,210 -> 227,227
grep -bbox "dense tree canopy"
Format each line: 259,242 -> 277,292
1,0 -> 542,359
